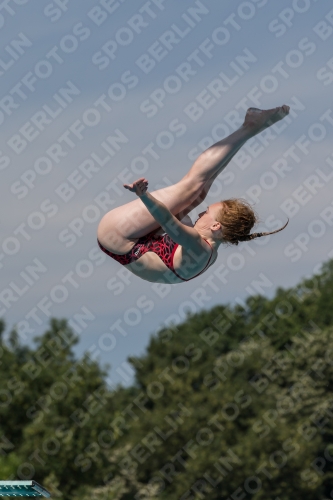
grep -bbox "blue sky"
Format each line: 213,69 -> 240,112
1,0 -> 333,385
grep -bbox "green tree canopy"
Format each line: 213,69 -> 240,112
1,259 -> 333,499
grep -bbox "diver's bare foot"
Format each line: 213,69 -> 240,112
243,105 -> 290,134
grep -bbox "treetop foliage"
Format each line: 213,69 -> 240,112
1,258 -> 333,499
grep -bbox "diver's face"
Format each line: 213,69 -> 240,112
195,202 -> 223,227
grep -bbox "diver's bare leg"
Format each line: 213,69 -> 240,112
183,106 -> 290,185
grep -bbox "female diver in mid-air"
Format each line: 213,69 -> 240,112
97,106 -> 290,284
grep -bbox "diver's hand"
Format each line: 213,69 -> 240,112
123,178 -> 148,197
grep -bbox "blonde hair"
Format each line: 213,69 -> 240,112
216,198 -> 288,246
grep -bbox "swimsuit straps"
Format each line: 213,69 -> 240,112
97,231 -> 213,282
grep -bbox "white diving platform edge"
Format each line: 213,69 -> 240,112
0,481 -> 51,497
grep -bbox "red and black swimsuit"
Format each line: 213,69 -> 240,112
97,231 -> 213,282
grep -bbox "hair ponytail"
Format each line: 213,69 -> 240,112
216,199 -> 289,246
238,219 -> 289,242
